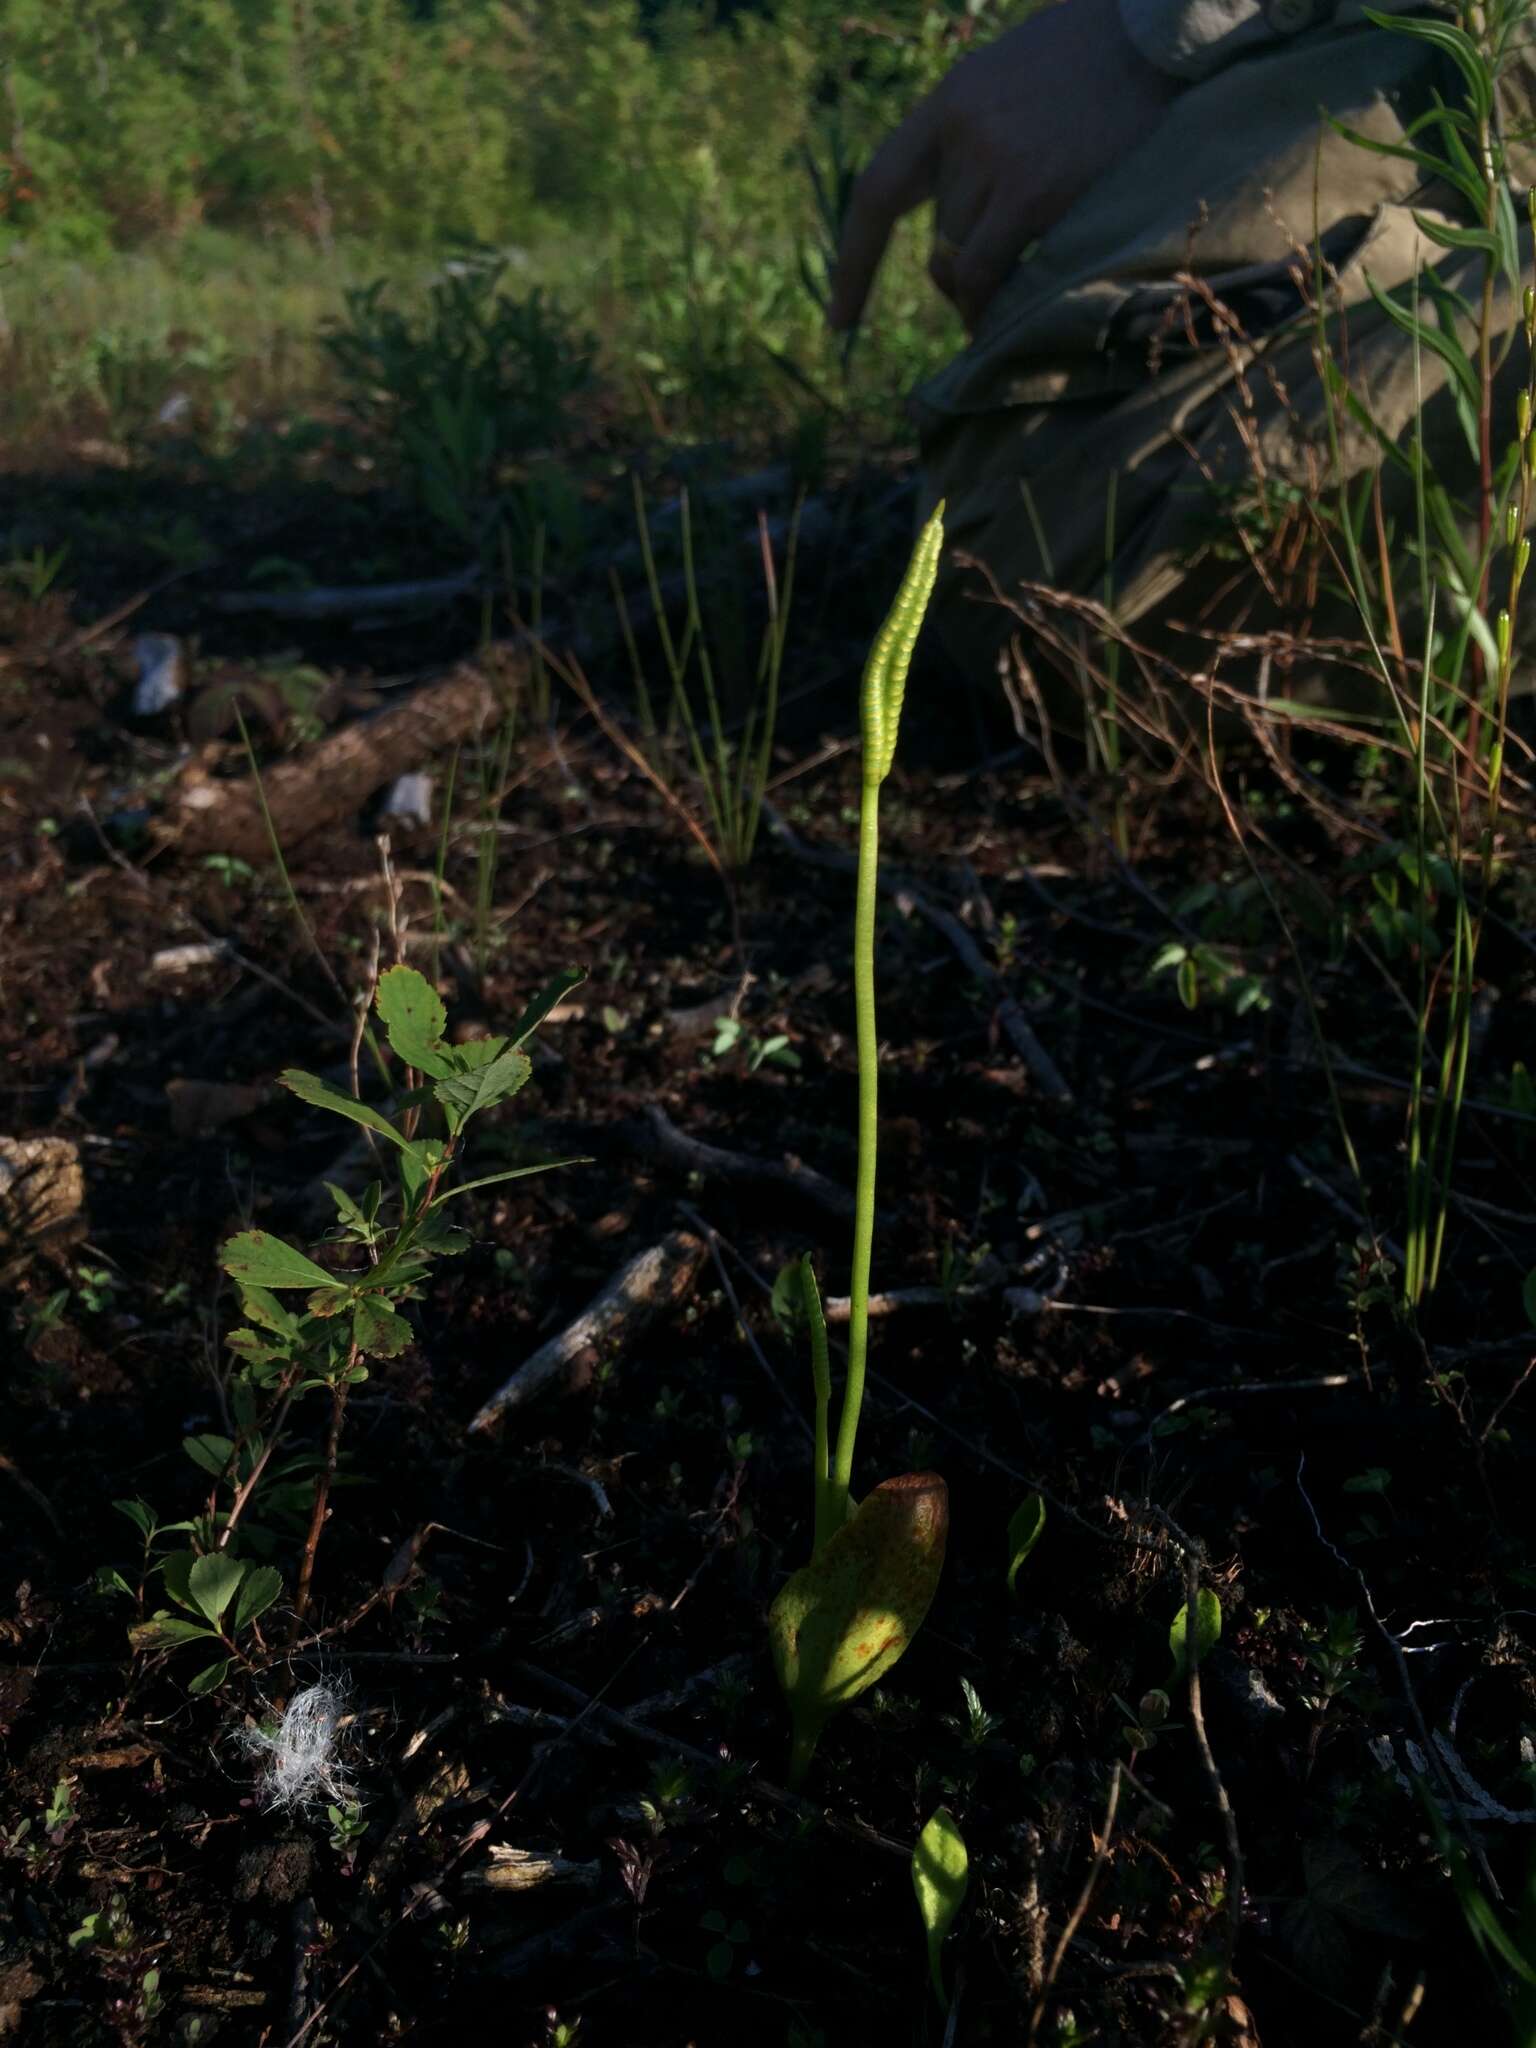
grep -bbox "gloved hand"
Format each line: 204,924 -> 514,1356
829,0 -> 1179,335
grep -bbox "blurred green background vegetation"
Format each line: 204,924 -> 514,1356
0,1 -> 996,451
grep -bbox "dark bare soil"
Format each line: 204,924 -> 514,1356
3,457 -> 1536,2048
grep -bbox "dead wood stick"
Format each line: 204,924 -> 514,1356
156,662 -> 509,862
466,1229 -> 705,1432
640,1101 -> 855,1223
762,806 -> 1072,1104
212,567 -> 481,619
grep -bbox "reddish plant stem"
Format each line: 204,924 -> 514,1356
291,1363 -> 354,1631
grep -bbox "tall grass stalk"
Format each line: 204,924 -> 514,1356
624,476 -> 800,872
1320,2 -> 1533,1304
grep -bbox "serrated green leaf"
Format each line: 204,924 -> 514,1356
1170,1586 -> 1223,1681
221,1231 -> 335,1292
508,968 -> 586,1046
238,1283 -> 300,1335
188,1551 -> 243,1628
305,1284 -> 352,1319
437,1156 -> 591,1204
280,1069 -> 409,1149
159,1550 -> 198,1613
375,965 -> 453,1077
912,1807 -> 969,2010
187,1657 -> 232,1696
352,1295 -> 413,1357
444,1034 -> 509,1070
433,1049 -> 531,1124
234,1564 -> 283,1632
183,1433 -> 235,1478
1005,1493 -> 1046,1596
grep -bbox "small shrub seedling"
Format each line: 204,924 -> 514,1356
119,963 -> 586,1683
769,507 -> 950,1786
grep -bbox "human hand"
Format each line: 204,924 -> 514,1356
829,0 -> 1179,335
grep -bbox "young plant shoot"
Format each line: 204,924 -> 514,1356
120,964 -> 585,1687
770,506 -> 949,1786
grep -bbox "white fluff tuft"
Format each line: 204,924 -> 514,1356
243,1680 -> 356,1815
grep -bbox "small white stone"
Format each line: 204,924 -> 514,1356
381,771 -> 433,827
132,633 -> 185,715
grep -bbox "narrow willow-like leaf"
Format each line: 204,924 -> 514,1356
912,1806 -> 969,2009
769,1471 -> 948,1786
1169,1586 -> 1223,1681
280,1069 -> 410,1150
1005,1493 -> 1046,1596
860,503 -> 945,784
508,967 -> 587,1047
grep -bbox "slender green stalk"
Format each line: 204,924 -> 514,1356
797,1254 -> 836,1554
826,505 -> 945,1528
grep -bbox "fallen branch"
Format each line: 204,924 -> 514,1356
212,567 -> 480,619
156,663 -> 508,862
467,1229 -> 705,1432
639,1102 -> 855,1223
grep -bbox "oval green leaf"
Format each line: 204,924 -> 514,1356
1005,1492 -> 1046,1596
769,1471 -> 948,1786
221,1230 -> 336,1292
912,1806 -> 969,2010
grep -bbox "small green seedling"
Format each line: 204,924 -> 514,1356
1006,1492 -> 1046,1595
121,963 -> 586,1680
912,1805 -> 968,2009
770,510 -> 948,1785
1169,1586 -> 1223,1685
130,1550 -> 284,1695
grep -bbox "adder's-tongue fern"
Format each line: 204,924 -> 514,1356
860,503 -> 945,786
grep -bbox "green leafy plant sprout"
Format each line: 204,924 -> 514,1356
121,964 -> 585,1682
912,1805 -> 968,2010
769,508 -> 948,1786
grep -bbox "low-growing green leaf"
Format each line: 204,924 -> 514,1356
912,1807 -> 969,2010
352,1295 -> 413,1357
234,1564 -> 283,1632
1170,1586 -> 1223,1681
188,1552 -> 243,1628
769,1471 -> 948,1786
183,1433 -> 235,1478
187,1658 -> 232,1696
1006,1493 -> 1046,1596
280,1069 -> 410,1150
221,1231 -> 335,1292
305,1284 -> 352,1319
375,965 -> 454,1076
